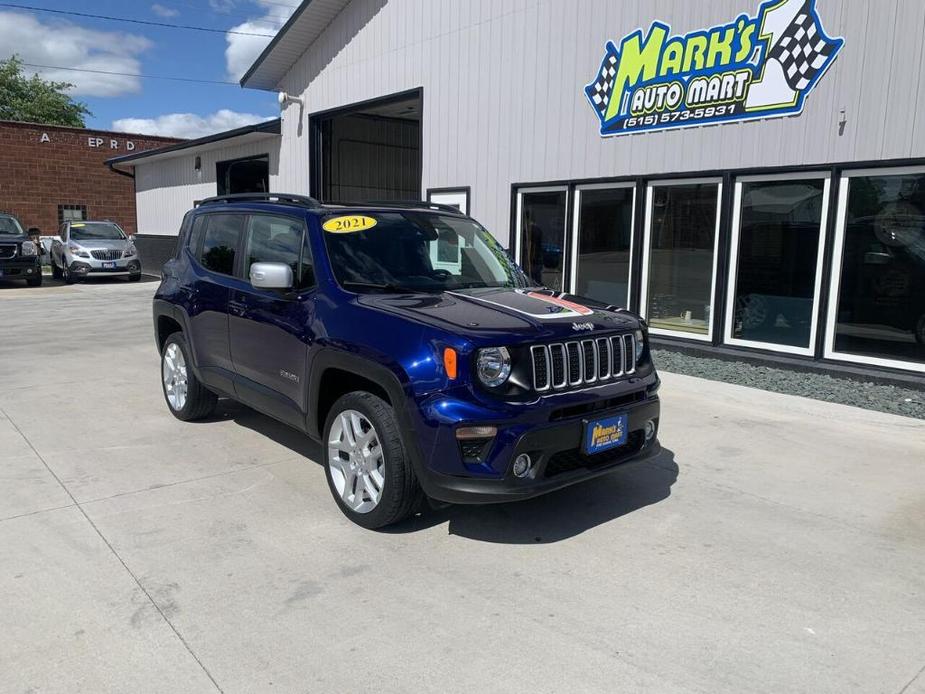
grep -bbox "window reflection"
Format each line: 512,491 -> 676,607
575,187 -> 634,307
833,173 -> 925,364
646,183 -> 719,336
520,190 -> 567,291
732,179 -> 825,348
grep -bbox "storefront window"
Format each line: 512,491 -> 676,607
574,185 -> 634,306
518,188 -> 568,291
643,181 -> 720,338
828,170 -> 925,367
727,177 -> 828,352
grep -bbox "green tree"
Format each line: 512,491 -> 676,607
0,55 -> 92,127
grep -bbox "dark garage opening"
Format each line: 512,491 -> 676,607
216,154 -> 270,195
310,90 -> 422,203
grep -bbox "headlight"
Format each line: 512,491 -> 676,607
634,329 -> 646,363
123,245 -> 136,257
20,241 -> 37,256
68,244 -> 89,258
476,347 -> 512,388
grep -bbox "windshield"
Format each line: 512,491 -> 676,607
322,212 -> 528,292
70,222 -> 126,241
0,215 -> 24,236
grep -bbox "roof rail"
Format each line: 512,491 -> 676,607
196,193 -> 321,209
328,200 -> 466,215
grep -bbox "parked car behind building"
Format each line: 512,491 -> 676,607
0,213 -> 42,286
50,221 -> 142,283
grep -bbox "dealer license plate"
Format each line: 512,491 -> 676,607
583,413 -> 628,455
102,262 -> 116,269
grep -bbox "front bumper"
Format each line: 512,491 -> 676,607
411,377 -> 662,504
69,258 -> 141,277
0,256 -> 42,280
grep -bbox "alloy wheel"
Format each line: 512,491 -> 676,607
327,409 -> 385,514
162,343 -> 188,411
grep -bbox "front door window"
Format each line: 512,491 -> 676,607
725,176 -> 830,354
573,185 -> 635,307
826,169 -> 925,370
517,188 -> 568,291
642,180 -> 721,340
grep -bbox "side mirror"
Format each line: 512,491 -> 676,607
250,262 -> 293,290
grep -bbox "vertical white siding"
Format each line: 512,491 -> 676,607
134,139 -> 280,236
268,0 -> 925,246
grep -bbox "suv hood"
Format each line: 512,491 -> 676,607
358,287 -> 639,342
73,239 -> 131,251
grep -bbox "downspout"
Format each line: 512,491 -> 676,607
107,161 -> 135,179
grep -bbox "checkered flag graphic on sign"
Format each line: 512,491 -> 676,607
588,49 -> 619,117
769,0 -> 840,91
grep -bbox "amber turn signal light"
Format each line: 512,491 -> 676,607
443,347 -> 458,379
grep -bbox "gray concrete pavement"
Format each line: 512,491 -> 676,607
1,280 -> 924,694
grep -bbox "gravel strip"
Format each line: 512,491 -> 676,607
652,349 -> 925,420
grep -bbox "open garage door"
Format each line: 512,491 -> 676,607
310,90 -> 421,203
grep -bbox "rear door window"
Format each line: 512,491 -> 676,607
199,214 -> 244,275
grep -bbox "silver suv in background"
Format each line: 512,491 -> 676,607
51,221 -> 142,283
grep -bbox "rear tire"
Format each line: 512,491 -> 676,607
161,332 -> 217,421
323,392 -> 422,529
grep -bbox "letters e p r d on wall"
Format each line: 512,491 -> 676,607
584,0 -> 844,137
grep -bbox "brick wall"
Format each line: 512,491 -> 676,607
0,121 -> 182,236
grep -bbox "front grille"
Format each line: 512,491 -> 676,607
90,249 -> 122,261
543,431 -> 645,478
531,333 -> 637,392
0,244 -> 16,259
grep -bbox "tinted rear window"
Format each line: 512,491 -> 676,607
199,214 -> 243,275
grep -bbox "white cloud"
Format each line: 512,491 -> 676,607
151,4 -> 179,18
225,0 -> 295,82
0,10 -> 152,97
210,0 -> 238,13
111,109 -> 276,138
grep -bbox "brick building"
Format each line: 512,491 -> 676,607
0,120 -> 181,236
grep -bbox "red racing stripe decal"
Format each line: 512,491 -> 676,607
526,292 -> 594,315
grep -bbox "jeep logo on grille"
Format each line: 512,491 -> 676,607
571,322 -> 594,331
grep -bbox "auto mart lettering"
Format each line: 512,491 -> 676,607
585,0 -> 843,137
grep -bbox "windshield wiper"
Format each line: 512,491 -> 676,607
340,281 -> 421,293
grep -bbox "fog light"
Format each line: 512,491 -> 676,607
512,453 -> 532,478
644,419 -> 656,442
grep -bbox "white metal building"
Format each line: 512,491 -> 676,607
109,0 -> 925,378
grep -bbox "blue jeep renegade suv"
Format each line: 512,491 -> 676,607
154,193 -> 661,528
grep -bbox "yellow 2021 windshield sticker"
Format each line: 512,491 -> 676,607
322,215 -> 377,233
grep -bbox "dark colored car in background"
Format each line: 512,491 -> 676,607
0,213 -> 42,287
153,194 -> 661,529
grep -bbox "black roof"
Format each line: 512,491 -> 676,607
105,119 -> 281,167
193,194 -> 468,216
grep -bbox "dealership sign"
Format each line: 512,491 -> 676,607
584,0 -> 843,137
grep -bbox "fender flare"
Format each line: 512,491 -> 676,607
306,348 -> 427,476
153,299 -> 200,369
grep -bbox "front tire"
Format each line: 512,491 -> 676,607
62,262 -> 76,285
26,274 -> 42,287
128,273 -> 142,282
161,333 -> 217,421
323,392 -> 422,529
51,259 -> 62,279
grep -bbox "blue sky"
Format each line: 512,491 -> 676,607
0,0 -> 296,136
